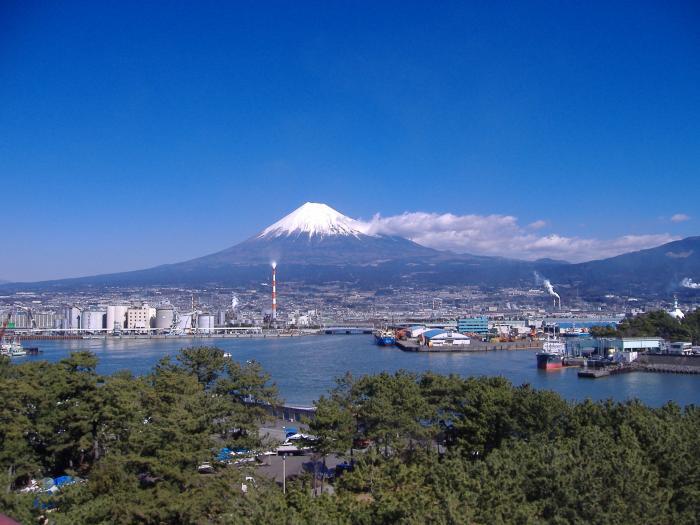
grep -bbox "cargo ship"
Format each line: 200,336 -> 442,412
373,329 -> 396,346
536,339 -> 566,370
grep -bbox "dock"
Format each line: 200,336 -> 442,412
578,364 -> 637,378
395,339 -> 542,353
578,356 -> 700,378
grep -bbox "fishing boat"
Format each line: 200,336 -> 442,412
373,329 -> 396,346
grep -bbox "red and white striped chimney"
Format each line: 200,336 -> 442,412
271,262 -> 277,320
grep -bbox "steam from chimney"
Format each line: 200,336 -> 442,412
681,277 -> 700,289
231,295 -> 239,310
534,271 -> 561,308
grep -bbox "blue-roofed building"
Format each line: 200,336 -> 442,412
457,317 -> 489,335
419,329 -> 470,347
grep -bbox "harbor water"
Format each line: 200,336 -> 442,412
13,335 -> 700,408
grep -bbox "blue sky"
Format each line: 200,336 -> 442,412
1,1 -> 698,281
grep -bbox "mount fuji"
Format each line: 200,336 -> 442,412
194,202 -> 439,266
4,202 -> 698,299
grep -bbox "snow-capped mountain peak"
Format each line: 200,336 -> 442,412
258,202 -> 371,238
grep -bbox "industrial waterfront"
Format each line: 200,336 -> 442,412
14,335 -> 700,407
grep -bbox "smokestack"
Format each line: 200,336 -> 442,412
271,262 -> 277,320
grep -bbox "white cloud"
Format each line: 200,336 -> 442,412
671,213 -> 690,223
527,220 -> 547,230
360,211 -> 678,262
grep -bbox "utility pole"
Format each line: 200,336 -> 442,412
282,454 -> 286,494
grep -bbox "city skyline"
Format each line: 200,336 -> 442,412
1,2 -> 698,281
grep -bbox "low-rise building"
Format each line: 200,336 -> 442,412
669,342 -> 692,355
457,317 -> 489,335
420,329 -> 470,347
566,336 -> 663,356
126,306 -> 151,330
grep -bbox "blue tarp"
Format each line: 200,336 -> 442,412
216,448 -> 232,461
54,475 -> 74,487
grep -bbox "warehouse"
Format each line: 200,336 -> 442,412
420,329 -> 471,347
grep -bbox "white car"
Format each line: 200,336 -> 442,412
197,463 -> 215,474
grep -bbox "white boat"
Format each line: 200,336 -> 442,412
223,352 -> 232,358
1,340 -> 26,357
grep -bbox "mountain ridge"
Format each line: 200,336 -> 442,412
1,204 -> 698,299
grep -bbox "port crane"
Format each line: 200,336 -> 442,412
0,313 -> 11,346
16,305 -> 36,329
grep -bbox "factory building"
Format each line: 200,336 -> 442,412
9,311 -> 31,329
566,337 -> 663,357
407,325 -> 429,338
126,306 -> 151,330
33,312 -> 56,329
489,319 -> 531,336
457,317 -> 489,335
420,329 -> 471,347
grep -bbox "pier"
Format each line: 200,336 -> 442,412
396,339 -> 542,352
578,355 -> 700,378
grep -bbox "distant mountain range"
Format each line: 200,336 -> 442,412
2,202 -> 699,300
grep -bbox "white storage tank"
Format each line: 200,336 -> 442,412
81,310 -> 105,331
65,306 -> 81,330
197,313 -> 215,333
106,305 -> 129,331
155,306 -> 176,330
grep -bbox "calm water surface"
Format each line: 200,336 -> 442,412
17,335 -> 700,407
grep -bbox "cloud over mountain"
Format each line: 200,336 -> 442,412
362,211 -> 677,262
671,213 -> 691,223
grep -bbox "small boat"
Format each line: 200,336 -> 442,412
6,340 -> 27,357
373,329 -> 396,346
223,352 -> 232,358
2,339 -> 26,357
536,339 -> 566,370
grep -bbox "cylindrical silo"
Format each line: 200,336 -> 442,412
197,313 -> 215,333
106,304 -> 129,331
81,310 -> 106,331
155,306 -> 175,330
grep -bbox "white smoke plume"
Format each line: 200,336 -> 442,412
681,278 -> 700,289
534,271 -> 560,306
231,295 -> 239,309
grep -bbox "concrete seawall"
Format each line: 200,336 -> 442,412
396,339 -> 542,353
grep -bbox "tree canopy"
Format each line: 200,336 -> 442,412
590,308 -> 700,344
1,349 -> 698,524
